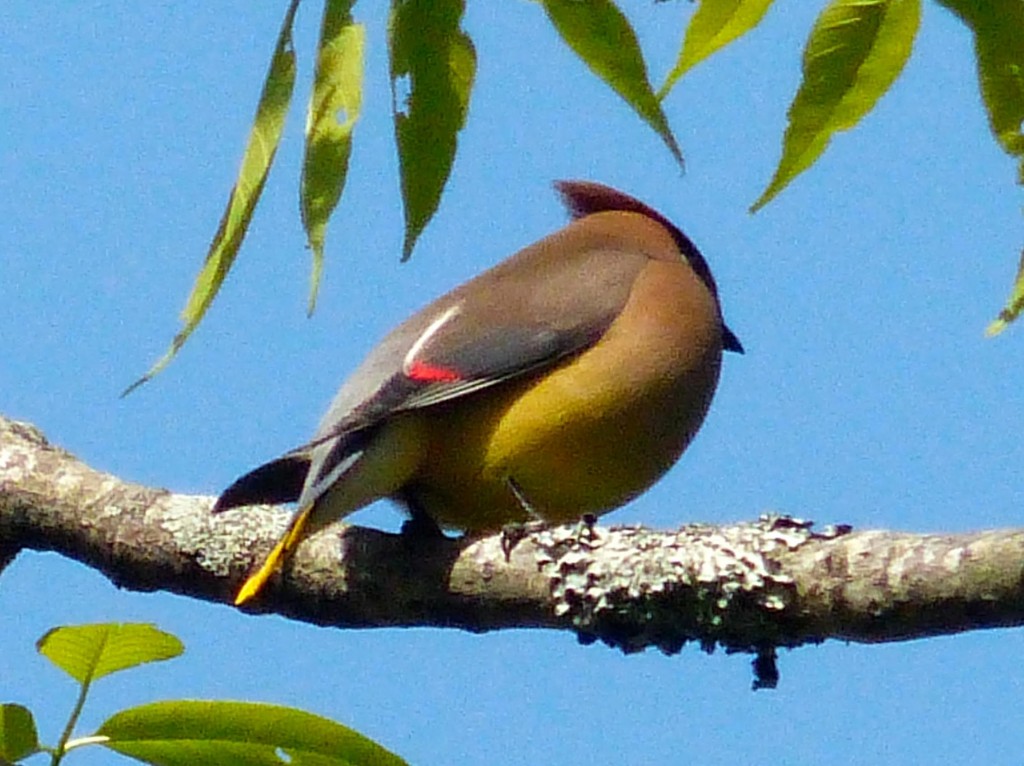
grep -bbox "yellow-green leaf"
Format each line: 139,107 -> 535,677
935,1 -> 1024,334
937,0 -> 1024,175
123,1 -> 299,395
98,701 -> 408,766
752,0 -> 920,212
986,247 -> 1024,337
659,0 -> 775,99
543,0 -> 683,168
0,704 -> 40,763
37,624 -> 183,684
301,0 -> 365,315
389,0 -> 477,261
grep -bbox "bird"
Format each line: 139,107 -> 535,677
214,180 -> 743,605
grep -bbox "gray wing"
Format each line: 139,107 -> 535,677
216,200 -> 661,514
295,226 -> 651,510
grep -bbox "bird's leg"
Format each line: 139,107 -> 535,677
501,477 -> 547,560
573,512 -> 600,548
398,494 -> 448,541
507,477 -> 542,521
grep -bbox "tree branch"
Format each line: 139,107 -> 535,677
3,414 -> 1024,686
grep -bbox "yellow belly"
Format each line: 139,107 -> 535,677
403,263 -> 724,531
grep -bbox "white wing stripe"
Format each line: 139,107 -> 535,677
402,303 -> 461,374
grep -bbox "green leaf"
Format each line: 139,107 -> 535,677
123,0 -> 299,395
659,0 -> 775,99
751,0 -> 920,212
937,0 -> 1024,178
935,1 -> 1024,334
97,701 -> 408,766
543,0 -> 683,168
301,0 -> 366,315
36,624 -> 183,684
0,704 -> 40,763
389,0 -> 477,261
986,247 -> 1024,337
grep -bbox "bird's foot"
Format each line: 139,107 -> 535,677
500,521 -> 528,561
573,512 -> 600,547
499,519 -> 549,561
501,478 -> 550,560
399,509 -> 447,541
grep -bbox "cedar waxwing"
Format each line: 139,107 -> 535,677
215,180 -> 742,605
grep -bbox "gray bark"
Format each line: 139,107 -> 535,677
3,414 -> 1023,688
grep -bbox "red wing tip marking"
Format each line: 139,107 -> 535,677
406,360 -> 464,383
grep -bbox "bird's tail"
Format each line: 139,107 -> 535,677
234,503 -> 315,606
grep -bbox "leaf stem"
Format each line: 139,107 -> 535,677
51,678 -> 93,766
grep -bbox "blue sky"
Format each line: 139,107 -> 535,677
3,2 -> 1024,765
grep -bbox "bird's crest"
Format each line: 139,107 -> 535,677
554,180 -> 718,299
554,180 -> 743,354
